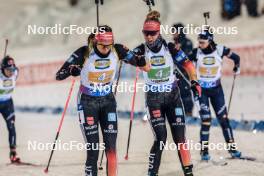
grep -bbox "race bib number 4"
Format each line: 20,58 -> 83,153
0,89 -> 13,95
88,70 -> 114,84
148,67 -> 171,82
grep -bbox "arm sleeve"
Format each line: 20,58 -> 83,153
168,42 -> 197,81
223,46 -> 240,66
114,44 -> 146,67
56,46 -> 87,80
188,48 -> 198,62
168,42 -> 189,64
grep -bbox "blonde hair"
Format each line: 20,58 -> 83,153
145,10 -> 161,23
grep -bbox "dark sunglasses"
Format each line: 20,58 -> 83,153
97,43 -> 113,48
142,30 -> 159,36
5,66 -> 17,72
198,40 -> 207,45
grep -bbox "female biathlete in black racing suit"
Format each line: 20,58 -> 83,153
56,25 -> 150,176
133,11 -> 201,176
0,56 -> 20,163
188,29 -> 241,161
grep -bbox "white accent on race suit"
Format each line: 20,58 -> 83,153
80,48 -> 118,95
0,70 -> 18,102
143,44 -> 176,87
196,45 -> 224,88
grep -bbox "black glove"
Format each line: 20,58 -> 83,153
56,68 -> 70,81
69,65 -> 81,77
233,65 -> 240,75
136,55 -> 147,67
190,80 -> 201,100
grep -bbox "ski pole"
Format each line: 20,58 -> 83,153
227,74 -> 237,116
124,67 -> 140,160
95,0 -> 100,27
44,79 -> 76,173
114,61 -> 123,95
99,61 -> 123,170
3,39 -> 8,57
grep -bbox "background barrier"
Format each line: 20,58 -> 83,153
16,43 -> 264,86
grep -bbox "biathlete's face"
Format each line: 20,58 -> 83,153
198,39 -> 209,49
143,30 -> 159,45
95,32 -> 114,55
4,67 -> 16,78
96,43 -> 112,55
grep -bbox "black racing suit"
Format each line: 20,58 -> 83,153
0,99 -> 16,149
189,44 -> 240,154
0,70 -> 18,151
174,35 -> 194,115
134,41 -> 194,176
56,44 -> 146,176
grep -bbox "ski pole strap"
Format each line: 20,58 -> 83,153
95,0 -> 103,6
203,12 -> 210,26
144,0 -> 155,11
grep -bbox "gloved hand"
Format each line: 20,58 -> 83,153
69,65 -> 81,76
190,80 -> 202,100
233,65 -> 240,75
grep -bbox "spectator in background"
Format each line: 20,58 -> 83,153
69,0 -> 79,7
221,0 -> 259,20
244,0 -> 259,17
172,23 -> 194,116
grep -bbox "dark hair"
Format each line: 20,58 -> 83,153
98,25 -> 112,33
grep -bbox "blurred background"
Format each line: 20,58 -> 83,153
0,1 -> 264,175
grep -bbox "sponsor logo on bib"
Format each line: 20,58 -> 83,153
3,80 -> 13,87
88,70 -> 114,84
203,57 -> 215,65
150,56 -> 165,66
94,59 -> 111,69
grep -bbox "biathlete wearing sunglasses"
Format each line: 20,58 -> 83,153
133,11 -> 201,176
0,56 -> 20,163
56,25 -> 149,176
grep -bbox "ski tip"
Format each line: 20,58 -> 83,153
124,155 -> 128,160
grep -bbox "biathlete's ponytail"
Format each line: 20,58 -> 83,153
145,10 -> 160,23
143,10 -> 161,32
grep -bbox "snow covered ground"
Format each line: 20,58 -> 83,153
0,113 -> 264,176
